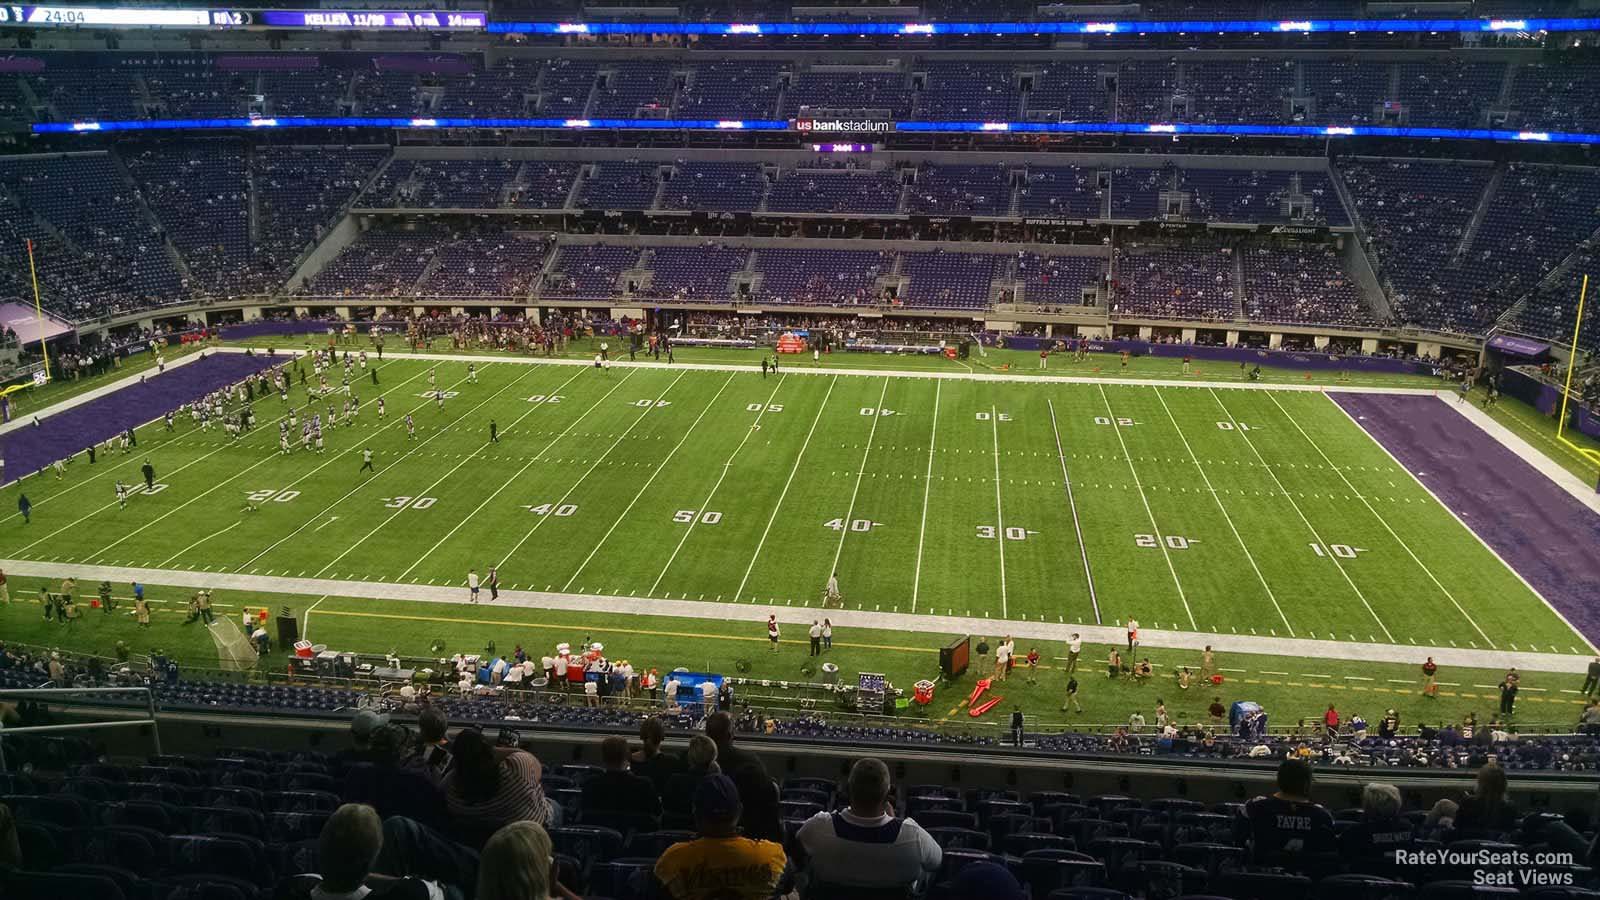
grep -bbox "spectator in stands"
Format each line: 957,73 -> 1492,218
339,709 -> 393,766
632,717 -> 686,795
407,705 -> 453,783
581,735 -> 662,824
476,821 -> 578,900
443,727 -> 561,844
705,710 -> 781,843
310,803 -> 461,900
1238,758 -> 1334,863
1454,762 -> 1517,834
794,757 -> 941,896
653,774 -> 788,900
663,734 -> 721,825
1338,782 -> 1415,862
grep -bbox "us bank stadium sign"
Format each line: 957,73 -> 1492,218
793,117 -> 895,134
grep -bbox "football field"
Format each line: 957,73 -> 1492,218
1,354 -> 1588,659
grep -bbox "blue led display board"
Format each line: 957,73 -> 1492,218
488,16 -> 1598,36
31,116 -> 1599,145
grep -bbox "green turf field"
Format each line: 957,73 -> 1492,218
1,353 -> 1586,658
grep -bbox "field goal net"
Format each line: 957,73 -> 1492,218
207,618 -> 260,672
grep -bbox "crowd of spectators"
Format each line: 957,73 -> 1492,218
17,53 -> 1600,133
1113,244 -> 1238,321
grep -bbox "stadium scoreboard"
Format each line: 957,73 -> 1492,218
0,5 -> 486,29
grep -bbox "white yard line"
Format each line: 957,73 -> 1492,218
1046,398 -> 1100,625
910,380 -> 941,614
1328,393 -> 1598,655
162,521 -> 241,567
496,370 -> 688,569
988,403 -> 1009,619
1097,383 -> 1198,630
216,346 -> 1441,396
314,364 -> 549,577
115,363 -> 429,565
1153,386 -> 1296,637
827,378 -> 892,582
735,375 -> 839,602
404,368 -> 628,582
12,359 -> 404,553
646,375 -> 782,595
1267,391 -> 1494,649
7,556 -> 1587,674
1208,388 -> 1396,643
0,356 -> 314,524
233,364 -> 509,573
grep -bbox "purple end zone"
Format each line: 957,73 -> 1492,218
1333,393 -> 1600,645
1,352 -> 279,484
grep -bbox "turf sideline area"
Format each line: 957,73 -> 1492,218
0,557 -> 1587,675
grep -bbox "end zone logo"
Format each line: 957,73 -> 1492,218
794,118 -> 895,134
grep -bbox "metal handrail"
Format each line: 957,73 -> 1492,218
0,686 -> 162,770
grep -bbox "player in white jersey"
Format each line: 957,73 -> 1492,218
314,429 -> 325,454
468,362 -> 477,384
116,481 -> 129,509
435,390 -> 445,410
405,414 -> 416,439
280,432 -> 290,455
377,398 -> 386,419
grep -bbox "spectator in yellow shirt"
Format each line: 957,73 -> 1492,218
653,774 -> 787,900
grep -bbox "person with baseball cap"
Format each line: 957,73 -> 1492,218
652,774 -> 787,900
337,709 -> 392,766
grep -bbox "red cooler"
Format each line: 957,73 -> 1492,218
913,679 -> 936,705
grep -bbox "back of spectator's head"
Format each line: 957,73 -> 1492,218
418,706 -> 449,744
705,710 -> 734,746
478,821 -> 554,900
318,804 -> 383,892
686,734 -> 718,771
847,758 -> 892,812
450,727 -> 501,802
1476,762 -> 1508,804
639,717 -> 665,751
350,709 -> 389,747
600,735 -> 629,770
369,722 -> 414,766
693,773 -> 742,836
1361,783 -> 1402,820
1277,758 -> 1313,798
